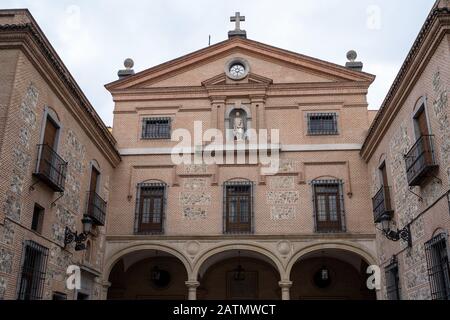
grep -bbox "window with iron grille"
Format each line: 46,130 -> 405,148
312,180 -> 346,233
142,117 -> 171,139
17,241 -> 49,300
385,258 -> 401,300
223,181 -> 254,234
307,113 -> 338,135
134,182 -> 167,234
425,233 -> 450,300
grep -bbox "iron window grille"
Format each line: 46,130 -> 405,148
307,113 -> 338,135
86,191 -> 107,226
34,144 -> 67,192
311,180 -> 346,233
425,233 -> 450,300
404,135 -> 438,186
142,117 -> 172,139
385,258 -> 401,300
17,241 -> 49,300
223,181 -> 254,234
134,182 -> 167,235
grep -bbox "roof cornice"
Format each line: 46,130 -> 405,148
361,6 -> 450,161
105,37 -> 375,91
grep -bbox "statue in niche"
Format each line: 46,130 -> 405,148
233,111 -> 246,141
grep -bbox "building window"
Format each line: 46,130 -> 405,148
31,204 -> 44,234
307,113 -> 338,135
425,233 -> 450,300
17,241 -> 49,300
142,117 -> 171,139
312,180 -> 345,233
52,292 -> 67,300
86,165 -> 107,226
135,183 -> 166,234
224,181 -> 254,234
385,258 -> 401,300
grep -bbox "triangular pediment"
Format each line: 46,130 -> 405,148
105,38 -> 374,91
201,72 -> 273,87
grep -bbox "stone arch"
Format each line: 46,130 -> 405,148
46,106 -> 60,122
192,243 -> 286,281
378,153 -> 387,167
413,95 -> 427,112
431,227 -> 448,238
311,175 -> 341,182
140,179 -> 168,185
103,243 -> 192,282
286,241 -> 377,281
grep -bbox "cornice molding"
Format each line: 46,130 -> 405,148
361,7 -> 450,160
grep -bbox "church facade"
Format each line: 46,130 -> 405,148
0,1 -> 449,301
103,15 -> 378,300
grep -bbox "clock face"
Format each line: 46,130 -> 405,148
229,63 -> 246,79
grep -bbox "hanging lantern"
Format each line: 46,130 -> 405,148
233,251 -> 246,281
151,266 -> 161,281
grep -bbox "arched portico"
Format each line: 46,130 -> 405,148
104,244 -> 192,300
286,242 -> 378,300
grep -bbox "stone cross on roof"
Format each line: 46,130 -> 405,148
228,12 -> 247,39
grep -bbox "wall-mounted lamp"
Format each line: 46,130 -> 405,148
379,218 -> 412,247
64,216 -> 93,251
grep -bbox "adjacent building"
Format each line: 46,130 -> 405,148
361,0 -> 450,300
0,9 -> 120,300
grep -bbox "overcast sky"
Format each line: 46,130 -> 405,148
2,0 -> 435,126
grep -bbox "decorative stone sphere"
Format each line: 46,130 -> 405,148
277,240 -> 292,256
124,58 -> 134,69
346,50 -> 357,62
185,241 -> 201,256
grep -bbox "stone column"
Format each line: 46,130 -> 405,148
99,280 -> 111,300
279,281 -> 292,301
185,281 -> 200,300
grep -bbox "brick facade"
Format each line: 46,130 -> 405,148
0,2 -> 449,300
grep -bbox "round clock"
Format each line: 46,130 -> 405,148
229,63 -> 246,78
225,58 -> 250,80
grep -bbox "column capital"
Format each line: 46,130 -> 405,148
250,94 -> 267,104
279,281 -> 293,289
209,96 -> 227,104
185,280 -> 200,289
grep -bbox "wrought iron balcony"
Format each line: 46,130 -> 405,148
86,191 -> 107,226
372,186 -> 394,223
33,144 -> 67,192
405,135 -> 438,186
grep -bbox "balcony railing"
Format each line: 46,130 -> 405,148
34,144 -> 67,192
372,186 -> 394,223
405,135 -> 438,186
86,191 -> 107,226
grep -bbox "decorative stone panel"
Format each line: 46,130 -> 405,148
277,159 -> 297,173
3,83 -> 39,224
180,178 -> 210,220
267,191 -> 299,205
269,176 -> 295,190
0,276 -> 7,300
0,248 -> 13,274
405,262 -> 428,290
180,192 -> 211,206
185,164 -> 208,174
0,220 -> 15,246
270,206 -> 296,220
404,241 -> 426,269
3,192 -> 21,222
